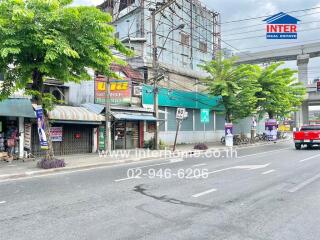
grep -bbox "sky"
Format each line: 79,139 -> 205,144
73,0 -> 320,79
202,0 -> 320,110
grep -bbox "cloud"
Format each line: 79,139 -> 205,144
202,0 -> 320,81
72,0 -> 103,6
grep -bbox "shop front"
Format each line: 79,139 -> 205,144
31,105 -> 104,156
0,98 -> 35,160
97,110 -> 156,150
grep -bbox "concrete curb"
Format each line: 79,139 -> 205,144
0,156 -> 163,181
0,139 -> 291,181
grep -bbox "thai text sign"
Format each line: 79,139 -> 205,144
50,127 -> 63,142
95,77 -> 131,105
24,123 -> 32,149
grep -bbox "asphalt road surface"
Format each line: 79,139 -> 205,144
1,141 -> 320,240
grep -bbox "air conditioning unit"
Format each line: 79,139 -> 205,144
133,86 -> 142,96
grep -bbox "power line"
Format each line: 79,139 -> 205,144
223,19 -> 320,37
224,26 -> 320,41
221,6 -> 320,24
223,11 -> 320,33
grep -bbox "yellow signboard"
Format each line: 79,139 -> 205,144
278,124 -> 290,132
95,78 -> 131,105
96,81 -> 129,91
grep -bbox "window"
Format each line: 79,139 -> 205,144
180,109 -> 193,131
199,41 -> 207,53
181,33 -> 190,46
52,90 -> 62,101
119,0 -> 135,12
0,73 -> 4,81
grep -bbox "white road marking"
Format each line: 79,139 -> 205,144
288,172 -> 320,193
170,158 -> 184,163
129,158 -> 183,170
0,201 -> 6,204
232,163 -> 270,170
190,163 -> 271,179
262,169 -> 276,175
237,147 -> 291,159
114,176 -> 141,182
299,153 -> 320,162
192,188 -> 217,198
192,163 -> 207,167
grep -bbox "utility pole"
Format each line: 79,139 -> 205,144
190,0 -> 193,69
212,11 -> 221,59
173,119 -> 181,152
105,76 -> 112,153
150,0 -> 176,150
151,11 -> 159,150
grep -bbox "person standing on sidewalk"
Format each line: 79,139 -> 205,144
6,123 -> 18,161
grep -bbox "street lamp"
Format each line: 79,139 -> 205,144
157,24 -> 185,59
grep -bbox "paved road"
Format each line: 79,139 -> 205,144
1,141 -> 320,240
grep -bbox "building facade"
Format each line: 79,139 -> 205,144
98,0 -> 221,72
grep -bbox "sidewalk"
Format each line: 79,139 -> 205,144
0,139 -> 290,181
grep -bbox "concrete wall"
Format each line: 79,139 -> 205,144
159,130 -> 224,145
144,128 -> 224,145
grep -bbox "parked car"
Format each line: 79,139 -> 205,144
293,125 -> 320,149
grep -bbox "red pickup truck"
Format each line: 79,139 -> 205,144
293,125 -> 320,149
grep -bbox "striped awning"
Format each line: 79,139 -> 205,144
111,112 -> 157,121
48,106 -> 105,124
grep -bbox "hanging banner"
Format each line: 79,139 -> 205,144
98,126 -> 105,150
225,123 -> 233,136
35,107 -> 48,149
265,119 -> 278,141
24,123 -> 32,150
50,127 -> 63,142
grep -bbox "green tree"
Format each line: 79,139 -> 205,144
200,55 -> 261,123
0,0 -> 132,160
255,62 -> 306,119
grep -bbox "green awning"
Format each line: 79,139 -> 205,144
142,84 -> 223,110
0,98 -> 36,118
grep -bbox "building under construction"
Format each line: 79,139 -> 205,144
98,0 -> 221,73
98,0 -> 225,145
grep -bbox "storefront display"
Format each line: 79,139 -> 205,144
265,119 -> 278,141
0,117 -> 19,160
0,132 -> 4,152
114,121 -> 126,149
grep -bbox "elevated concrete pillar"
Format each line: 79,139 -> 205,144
297,54 -> 310,85
295,54 -> 310,128
294,101 -> 309,128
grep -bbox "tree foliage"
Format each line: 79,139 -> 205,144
255,62 -> 306,119
200,55 -> 262,122
0,0 -> 132,159
0,0 -> 132,105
